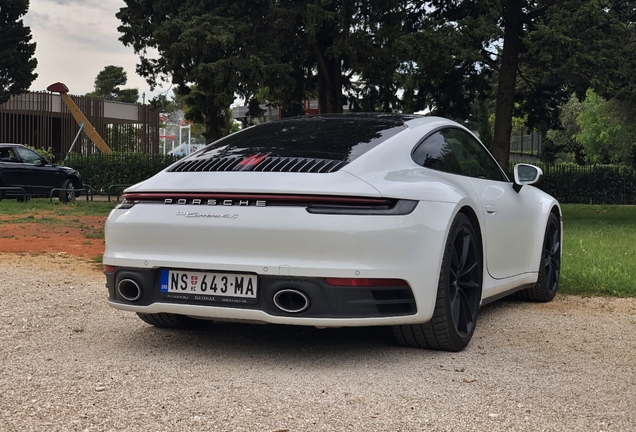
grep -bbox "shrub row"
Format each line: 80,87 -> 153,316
59,153 -> 636,204
62,153 -> 181,193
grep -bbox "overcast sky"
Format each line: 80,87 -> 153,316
24,0 -> 167,102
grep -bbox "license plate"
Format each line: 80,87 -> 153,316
160,269 -> 257,303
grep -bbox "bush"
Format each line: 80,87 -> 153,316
63,153 -> 181,193
27,145 -> 55,162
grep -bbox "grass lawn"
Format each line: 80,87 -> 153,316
560,204 -> 636,297
0,198 -> 117,217
1,200 -> 634,297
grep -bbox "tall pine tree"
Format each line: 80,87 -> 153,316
0,0 -> 37,104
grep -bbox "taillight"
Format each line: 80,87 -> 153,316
307,199 -> 417,215
115,199 -> 136,210
325,278 -> 409,287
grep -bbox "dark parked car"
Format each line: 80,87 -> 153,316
0,143 -> 82,202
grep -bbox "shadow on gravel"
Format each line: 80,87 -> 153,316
122,322 -> 402,364
112,298 -> 534,365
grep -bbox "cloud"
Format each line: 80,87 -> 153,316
23,0 -> 168,99
22,10 -> 50,25
39,0 -> 112,11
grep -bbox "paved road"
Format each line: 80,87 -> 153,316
1,255 -> 634,431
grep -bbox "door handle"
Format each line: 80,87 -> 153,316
485,204 -> 497,214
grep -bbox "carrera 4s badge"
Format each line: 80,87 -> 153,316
176,211 -> 239,219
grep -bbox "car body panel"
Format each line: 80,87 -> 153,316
126,169 -> 384,198
470,177 -> 539,279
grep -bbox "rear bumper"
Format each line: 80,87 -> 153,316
106,268 -> 416,322
104,200 -> 457,325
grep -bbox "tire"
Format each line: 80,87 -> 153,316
516,212 -> 561,302
59,179 -> 76,203
136,312 -> 211,329
393,213 -> 482,352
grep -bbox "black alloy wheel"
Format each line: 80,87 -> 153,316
516,212 -> 561,302
448,219 -> 481,338
393,212 -> 482,351
60,179 -> 75,203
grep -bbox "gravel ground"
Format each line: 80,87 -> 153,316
1,254 -> 635,432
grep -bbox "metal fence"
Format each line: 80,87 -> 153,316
511,162 -> 636,205
509,130 -> 542,157
0,91 -> 160,157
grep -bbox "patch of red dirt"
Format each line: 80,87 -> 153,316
0,214 -> 105,259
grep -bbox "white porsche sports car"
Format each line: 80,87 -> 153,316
104,114 -> 561,351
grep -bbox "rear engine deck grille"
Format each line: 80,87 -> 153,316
169,155 -> 347,173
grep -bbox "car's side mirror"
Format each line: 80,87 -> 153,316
512,163 -> 543,193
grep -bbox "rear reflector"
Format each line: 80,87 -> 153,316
103,265 -> 116,273
325,278 -> 409,287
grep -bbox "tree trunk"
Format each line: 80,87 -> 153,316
314,38 -> 343,114
492,0 -> 524,171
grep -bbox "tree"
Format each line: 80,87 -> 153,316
430,0 -> 636,168
271,2 -> 481,118
575,90 -> 636,167
118,0 -> 487,139
118,0 -> 636,151
85,65 -> 139,103
477,97 -> 494,150
0,0 -> 37,104
516,2 -> 636,140
118,0 -> 276,141
544,94 -> 585,164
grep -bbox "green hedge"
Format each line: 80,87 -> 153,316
59,153 -> 636,204
510,162 -> 636,205
63,153 -> 181,193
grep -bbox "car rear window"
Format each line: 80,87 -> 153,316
198,115 -> 408,162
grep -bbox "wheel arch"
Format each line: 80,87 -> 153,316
550,203 -> 562,221
393,205 -> 484,351
528,199 -> 562,273
550,203 -> 563,266
457,204 -> 484,264
65,174 -> 82,189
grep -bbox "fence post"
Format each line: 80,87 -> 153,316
623,167 -> 626,205
593,164 -> 596,205
97,152 -> 102,193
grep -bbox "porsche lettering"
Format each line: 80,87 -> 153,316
164,198 -> 266,206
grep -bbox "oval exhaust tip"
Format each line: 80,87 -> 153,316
273,289 -> 310,313
117,278 -> 142,302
